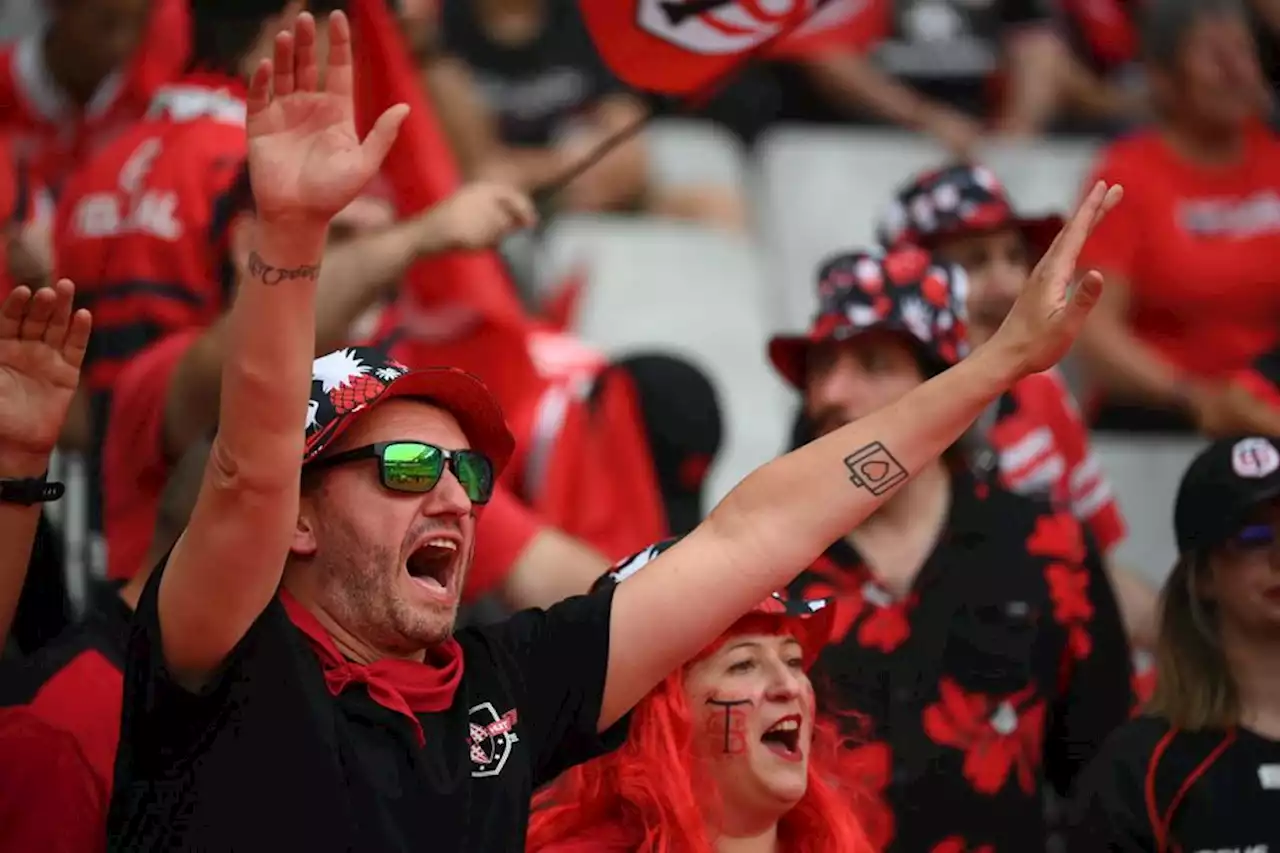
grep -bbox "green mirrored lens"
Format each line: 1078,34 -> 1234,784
382,442 -> 443,492
454,451 -> 494,503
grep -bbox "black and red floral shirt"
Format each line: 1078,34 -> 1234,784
789,471 -> 1133,853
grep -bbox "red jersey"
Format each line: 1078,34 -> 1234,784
0,583 -> 134,852
55,74 -> 248,395
102,330 -> 199,580
1078,123 -> 1280,382
0,0 -> 188,193
0,136 -> 20,299
990,369 -> 1127,553
0,704 -> 109,853
1232,342 -> 1280,410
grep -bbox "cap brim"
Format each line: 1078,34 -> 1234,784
768,335 -> 811,389
305,367 -> 515,476
769,322 -> 950,390
739,599 -> 837,670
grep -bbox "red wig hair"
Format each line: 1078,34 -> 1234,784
527,619 -> 874,853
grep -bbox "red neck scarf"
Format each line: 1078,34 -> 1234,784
279,590 -> 464,746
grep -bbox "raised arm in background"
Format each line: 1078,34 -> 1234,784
595,179 -> 1124,729
161,180 -> 533,461
0,280 -> 91,645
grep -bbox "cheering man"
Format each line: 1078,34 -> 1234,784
106,10 -> 1124,852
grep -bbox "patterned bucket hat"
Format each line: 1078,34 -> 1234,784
593,537 -> 837,668
876,163 -> 1063,260
304,345 -> 515,476
768,246 -> 971,389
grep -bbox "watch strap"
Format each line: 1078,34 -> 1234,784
0,476 -> 65,505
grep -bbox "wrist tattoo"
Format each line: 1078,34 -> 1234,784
844,442 -> 908,496
247,251 -> 321,286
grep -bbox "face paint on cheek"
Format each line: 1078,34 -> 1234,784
704,695 -> 753,755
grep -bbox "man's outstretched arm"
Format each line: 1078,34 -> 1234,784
598,181 -> 1125,730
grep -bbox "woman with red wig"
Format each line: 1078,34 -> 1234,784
526,539 -> 873,853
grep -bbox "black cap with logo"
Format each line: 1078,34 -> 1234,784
1174,437 -> 1280,554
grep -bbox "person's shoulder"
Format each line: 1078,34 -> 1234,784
0,705 -> 95,772
1091,127 -> 1168,180
1097,714 -> 1174,767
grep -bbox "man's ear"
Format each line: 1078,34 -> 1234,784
293,496 -> 320,557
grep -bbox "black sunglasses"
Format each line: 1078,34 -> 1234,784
308,441 -> 495,504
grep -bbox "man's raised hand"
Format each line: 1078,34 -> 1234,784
245,11 -> 409,230
0,280 -> 91,476
988,180 -> 1124,377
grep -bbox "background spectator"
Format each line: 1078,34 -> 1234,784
423,0 -> 746,227
1076,0 -> 1280,432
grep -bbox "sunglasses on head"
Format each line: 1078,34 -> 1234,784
308,440 -> 495,504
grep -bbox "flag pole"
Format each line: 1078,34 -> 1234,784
533,0 -> 827,209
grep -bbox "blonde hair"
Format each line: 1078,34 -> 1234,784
1148,554 -> 1240,730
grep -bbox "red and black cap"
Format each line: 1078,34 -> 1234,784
593,538 -> 836,668
304,345 -> 515,476
876,163 -> 1063,261
768,246 -> 970,389
1174,437 -> 1280,555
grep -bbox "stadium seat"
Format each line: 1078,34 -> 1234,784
755,126 -> 954,332
647,118 -> 750,192
979,136 -> 1101,218
1090,433 -> 1207,585
537,215 -> 792,503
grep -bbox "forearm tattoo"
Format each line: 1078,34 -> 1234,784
705,697 -> 752,754
247,251 -> 321,286
844,441 -> 908,496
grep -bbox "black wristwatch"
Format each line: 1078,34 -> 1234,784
0,475 -> 65,505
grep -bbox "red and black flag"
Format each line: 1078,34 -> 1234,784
577,0 -> 883,94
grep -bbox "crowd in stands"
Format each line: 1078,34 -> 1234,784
2,0 -> 1280,850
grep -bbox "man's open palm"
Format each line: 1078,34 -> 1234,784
246,10 -> 408,226
0,280 -> 91,463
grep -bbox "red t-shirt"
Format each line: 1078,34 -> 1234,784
468,485 -> 543,602
1078,124 -> 1280,381
55,73 -> 249,395
0,136 -> 17,300
1232,342 -> 1280,409
0,707 -> 106,853
990,369 -> 1127,553
102,330 -> 199,580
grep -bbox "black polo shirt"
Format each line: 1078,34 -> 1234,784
786,471 -> 1133,852
106,562 -> 627,852
1067,715 -> 1280,851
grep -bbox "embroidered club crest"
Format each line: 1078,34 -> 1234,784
468,702 -> 519,778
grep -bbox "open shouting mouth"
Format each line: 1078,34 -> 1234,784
760,714 -> 803,762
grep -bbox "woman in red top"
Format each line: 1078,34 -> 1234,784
526,539 -> 872,853
1076,0 -> 1280,432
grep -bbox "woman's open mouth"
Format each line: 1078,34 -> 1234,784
760,714 -> 803,762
